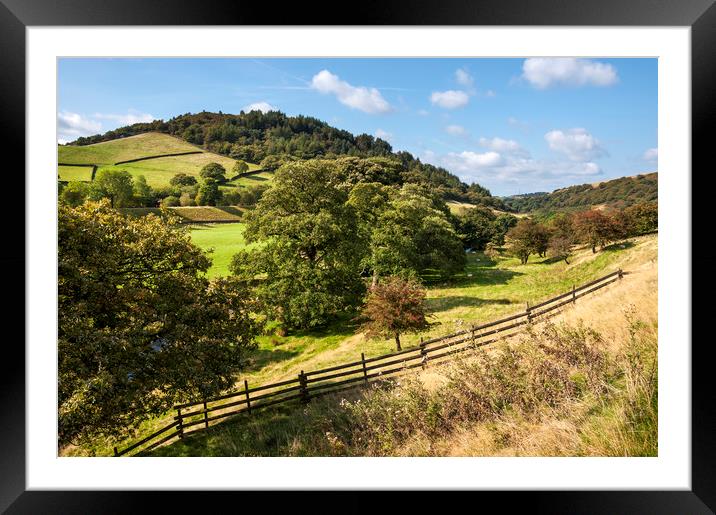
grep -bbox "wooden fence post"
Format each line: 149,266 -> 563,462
572,284 -> 576,304
203,401 -> 209,429
618,268 -> 623,280
177,408 -> 184,439
299,371 -> 309,403
526,301 -> 532,323
113,446 -> 119,457
244,379 -> 252,414
361,353 -> 368,384
420,337 -> 428,368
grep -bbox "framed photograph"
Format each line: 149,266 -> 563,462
4,0 -> 714,511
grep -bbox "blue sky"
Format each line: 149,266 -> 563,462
58,58 -> 657,196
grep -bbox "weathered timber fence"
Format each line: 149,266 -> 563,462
114,269 -> 624,457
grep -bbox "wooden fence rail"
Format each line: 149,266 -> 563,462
114,269 -> 623,456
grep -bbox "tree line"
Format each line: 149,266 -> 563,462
59,160 -> 268,209
503,202 -> 657,265
501,173 -> 657,214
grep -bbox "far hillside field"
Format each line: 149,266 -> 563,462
58,132 -> 264,189
188,223 -> 261,278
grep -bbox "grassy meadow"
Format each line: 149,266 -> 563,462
188,223 -> 260,278
58,132 -> 199,165
57,165 -> 94,182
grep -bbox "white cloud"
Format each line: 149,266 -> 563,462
310,70 -> 392,114
375,129 -> 393,142
93,109 -> 155,126
522,58 -> 618,89
484,90 -> 496,98
58,109 -> 156,143
478,137 -> 527,156
417,109 -> 430,116
423,144 -> 602,187
455,68 -> 474,88
243,101 -> 276,113
430,90 -> 470,109
544,128 -> 606,162
57,111 -> 102,143
445,125 -> 467,137
643,147 -> 658,162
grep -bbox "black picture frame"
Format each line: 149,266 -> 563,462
2,0 -> 714,512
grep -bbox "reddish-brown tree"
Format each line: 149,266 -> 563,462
357,276 -> 431,351
573,209 -> 620,253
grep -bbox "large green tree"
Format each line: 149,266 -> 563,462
199,162 -> 227,182
457,206 -> 497,251
369,185 -> 465,281
58,201 -> 260,446
230,160 -> 366,329
88,169 -> 134,208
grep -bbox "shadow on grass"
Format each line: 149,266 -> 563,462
457,268 -> 524,286
603,240 -> 635,252
538,256 -> 567,265
244,347 -> 301,371
426,296 -> 512,312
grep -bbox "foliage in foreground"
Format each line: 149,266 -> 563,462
149,313 -> 657,457
58,201 -> 262,446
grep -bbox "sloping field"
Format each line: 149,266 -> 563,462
98,153 -> 260,189
58,132 -> 200,165
446,200 -> 527,218
58,165 -> 94,182
119,206 -> 244,223
227,170 -> 274,188
58,132 -> 262,188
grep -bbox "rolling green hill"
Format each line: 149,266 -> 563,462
58,132 -> 263,188
501,172 -> 658,214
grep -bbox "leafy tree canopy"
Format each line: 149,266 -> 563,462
231,160 -> 366,329
58,201 -> 261,445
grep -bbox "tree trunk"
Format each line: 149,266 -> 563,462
592,245 -> 596,253
395,333 -> 401,351
371,269 -> 378,288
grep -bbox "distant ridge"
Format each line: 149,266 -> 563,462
501,172 -> 657,214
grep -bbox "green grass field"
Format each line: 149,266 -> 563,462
58,132 -> 263,189
58,132 -> 200,165
189,222 -> 261,278
58,165 -> 94,182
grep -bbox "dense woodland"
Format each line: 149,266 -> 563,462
501,172 -> 658,215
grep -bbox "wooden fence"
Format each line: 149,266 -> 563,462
114,268 -> 623,457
